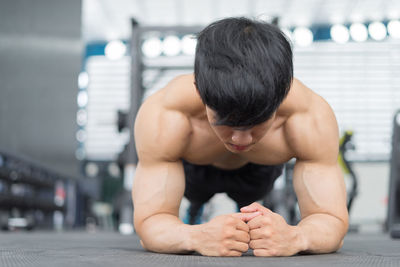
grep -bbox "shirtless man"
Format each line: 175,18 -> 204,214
132,17 -> 349,257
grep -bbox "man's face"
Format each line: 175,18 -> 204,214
206,106 -> 275,153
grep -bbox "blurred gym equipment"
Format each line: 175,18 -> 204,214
388,111 -> 400,238
339,130 -> 358,213
113,21 -> 204,232
0,151 -> 76,231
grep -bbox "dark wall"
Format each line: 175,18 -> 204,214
0,0 -> 82,176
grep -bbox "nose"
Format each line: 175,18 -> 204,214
231,130 -> 252,145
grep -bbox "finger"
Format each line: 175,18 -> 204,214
240,211 -> 262,222
234,229 -> 250,243
249,239 -> 266,250
240,202 -> 261,212
235,218 -> 250,232
248,214 -> 270,230
229,240 -> 249,253
249,228 -> 267,240
240,206 -> 258,213
241,203 -> 272,216
226,250 -> 242,257
231,212 -> 261,223
253,248 -> 271,257
227,214 -> 249,231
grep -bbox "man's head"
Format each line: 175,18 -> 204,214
194,17 -> 293,152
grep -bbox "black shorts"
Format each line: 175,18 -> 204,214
182,160 -> 284,208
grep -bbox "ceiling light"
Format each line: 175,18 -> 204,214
77,91 -> 88,108
293,27 -> 313,47
368,22 -> 387,41
330,24 -> 350,44
162,35 -> 181,56
350,23 -> 368,42
105,40 -> 127,60
388,20 -> 400,39
76,130 -> 87,143
182,34 -> 197,55
76,109 -> 87,126
78,72 -> 89,89
142,37 -> 162,58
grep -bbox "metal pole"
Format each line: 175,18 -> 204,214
388,111 -> 400,238
127,19 -> 144,165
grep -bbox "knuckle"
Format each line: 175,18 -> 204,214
221,239 -> 230,248
218,247 -> 228,256
249,240 -> 256,249
261,217 -> 270,224
245,233 -> 251,243
262,229 -> 272,238
249,232 -> 256,240
269,249 -> 278,256
230,251 -> 242,257
222,228 -> 233,239
253,249 -> 267,257
226,216 -> 236,225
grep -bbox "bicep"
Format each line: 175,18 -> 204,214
293,160 -> 348,223
132,159 -> 185,228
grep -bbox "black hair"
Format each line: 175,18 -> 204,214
194,17 -> 293,127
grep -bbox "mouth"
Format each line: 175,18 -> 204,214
227,143 -> 252,151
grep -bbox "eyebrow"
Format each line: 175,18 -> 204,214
212,124 -> 253,130
232,126 -> 253,131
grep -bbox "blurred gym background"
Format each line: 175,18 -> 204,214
0,0 -> 400,237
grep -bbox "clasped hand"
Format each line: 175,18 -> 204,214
196,202 -> 300,257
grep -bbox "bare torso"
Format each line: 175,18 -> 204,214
140,73 -> 318,169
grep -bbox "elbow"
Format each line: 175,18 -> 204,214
335,217 -> 349,252
341,212 -> 350,237
134,217 -> 153,251
133,214 -> 146,240
338,239 -> 344,250
140,239 -> 147,250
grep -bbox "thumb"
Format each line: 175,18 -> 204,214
231,211 -> 261,222
240,202 -> 271,216
240,206 -> 258,213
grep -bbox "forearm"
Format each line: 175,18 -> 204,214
136,213 -> 198,254
296,213 -> 349,254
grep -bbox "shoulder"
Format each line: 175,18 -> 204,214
284,80 -> 339,163
135,105 -> 192,162
134,75 -> 196,162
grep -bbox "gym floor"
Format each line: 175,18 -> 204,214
1,231 -> 399,267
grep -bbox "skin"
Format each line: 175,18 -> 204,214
132,74 -> 349,257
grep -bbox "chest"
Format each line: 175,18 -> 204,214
182,118 -> 294,168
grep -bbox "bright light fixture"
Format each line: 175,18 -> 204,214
293,27 -> 313,47
350,23 -> 368,42
77,91 -> 88,108
162,35 -> 181,56
368,21 -> 387,41
388,20 -> 400,39
330,24 -> 350,44
142,37 -> 162,58
182,34 -> 197,55
78,72 -> 89,89
105,40 -> 127,60
76,109 -> 87,126
76,129 -> 87,142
